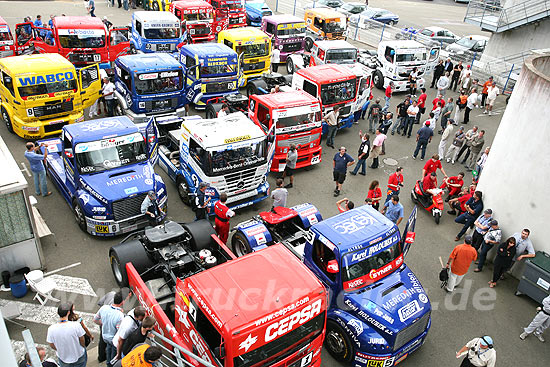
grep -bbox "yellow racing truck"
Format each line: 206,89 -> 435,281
0,53 -> 101,139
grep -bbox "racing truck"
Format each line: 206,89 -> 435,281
15,16 -> 130,69
359,40 -> 440,92
207,0 -> 247,31
109,219 -> 327,367
143,0 -> 174,11
171,0 -> 216,43
0,16 -> 16,58
261,14 -> 306,63
245,0 -> 273,27
304,8 -> 347,51
231,204 -> 431,367
245,72 -> 293,96
130,11 -> 184,54
38,116 -> 167,236
154,112 -> 274,212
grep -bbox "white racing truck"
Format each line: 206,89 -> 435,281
359,40 -> 440,92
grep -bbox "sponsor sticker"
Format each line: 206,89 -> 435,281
398,300 -> 422,322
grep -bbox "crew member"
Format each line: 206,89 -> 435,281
214,193 -> 234,244
140,191 -> 162,225
386,166 -> 404,202
422,172 -> 438,197
195,182 -> 211,220
336,198 -> 354,213
217,104 -> 229,118
114,344 -> 162,367
440,172 -> 464,201
456,336 -> 496,367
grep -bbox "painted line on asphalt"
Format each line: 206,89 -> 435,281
20,162 -> 31,177
48,274 -> 97,298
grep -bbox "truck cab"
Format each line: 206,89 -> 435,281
113,53 -> 190,125
207,0 -> 247,30
0,16 -> 15,58
171,0 -> 215,44
248,90 -> 323,172
304,8 -> 347,51
131,11 -> 183,54
292,64 -> 358,134
179,43 -> 240,109
39,117 -> 167,236
15,16 -> 130,69
218,27 -> 271,85
245,0 -> 273,27
155,112 -> 273,212
0,53 -> 100,139
261,14 -> 305,63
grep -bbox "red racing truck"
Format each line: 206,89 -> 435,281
171,0 -> 216,43
15,16 -> 130,69
207,0 -> 247,32
110,219 -> 327,367
0,16 -> 16,58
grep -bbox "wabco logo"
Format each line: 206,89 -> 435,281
264,299 -> 322,342
19,72 -> 74,86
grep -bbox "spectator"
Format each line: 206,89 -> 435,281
489,237 -> 516,288
432,101 -> 442,123
474,219 -> 502,272
432,94 -> 445,111
378,112 -> 392,154
454,89 -> 468,123
94,291 -> 127,367
68,304 -> 93,349
480,76 -> 493,107
350,130 -> 369,176
386,167 -> 404,202
464,88 -> 478,124
323,105 -> 340,149
86,0 -> 96,17
47,303 -> 87,367
430,59 -> 444,88
366,98 -> 382,132
25,142 -> 52,197
445,126 -> 465,164
437,71 -> 450,96
333,146 -> 354,197
97,289 -> 130,363
194,182 -> 210,220
402,100 -> 418,138
383,82 -> 394,112
475,146 -> 490,176
450,61 -> 463,92
271,46 -> 280,72
369,129 -> 386,169
471,209 -> 493,250
393,97 -> 409,135
114,344 -> 161,367
103,16 -> 113,30
438,118 -> 455,158
509,229 -> 535,270
422,154 -> 447,178
443,57 -> 453,74
336,198 -> 354,213
456,336 -> 496,367
445,235 -> 477,292
447,187 -> 473,216
520,294 -> 550,343
282,144 -> 297,188
382,195 -> 404,225
113,306 -> 146,361
271,178 -> 288,207
412,121 -> 433,160
48,15 -> 55,28
466,130 -> 485,170
484,81 -> 499,115
102,76 -> 116,116
408,67 -> 418,96
440,171 -> 464,201
457,126 -> 479,164
366,180 -> 382,210
214,193 -> 234,244
217,104 -> 229,118
455,191 -> 483,240
20,346 -> 59,367
34,15 -> 43,27
120,316 -> 156,358
460,66 -> 473,92
470,78 -> 480,94
416,87 -> 427,123
440,97 -> 454,132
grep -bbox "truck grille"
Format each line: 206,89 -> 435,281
243,61 -> 265,73
193,27 -> 211,36
340,105 -> 352,116
153,43 -> 175,52
33,100 -> 74,118
205,81 -> 234,94
329,32 -> 344,39
68,52 -> 101,63
112,193 -> 147,222
223,167 -> 262,195
145,98 -> 178,112
282,42 -> 302,53
394,311 -> 430,352
44,121 -> 69,134
278,133 -> 320,147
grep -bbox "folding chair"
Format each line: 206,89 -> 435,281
25,270 -> 60,306
1,302 -> 26,328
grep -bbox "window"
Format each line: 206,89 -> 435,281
80,67 -> 99,90
1,71 -> 15,97
189,139 -> 207,171
313,17 -> 323,29
420,29 -> 432,36
265,22 -> 274,36
63,133 -> 72,162
257,103 -> 270,130
223,39 -> 233,49
302,80 -> 317,98
312,239 -> 336,281
120,68 -> 131,90
188,297 -> 224,363
0,191 -> 33,248
135,20 -> 142,36
384,46 -> 395,63
185,56 -> 196,68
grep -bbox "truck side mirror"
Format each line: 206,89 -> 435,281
214,345 -> 225,359
326,260 -> 339,274
64,148 -> 74,158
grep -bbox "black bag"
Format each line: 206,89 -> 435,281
439,268 -> 449,288
84,334 -> 91,347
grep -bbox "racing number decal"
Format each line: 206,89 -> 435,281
191,174 -> 199,188
300,352 -> 313,367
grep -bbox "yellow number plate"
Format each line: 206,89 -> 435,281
95,225 -> 110,233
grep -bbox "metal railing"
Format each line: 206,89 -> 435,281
465,0 -> 550,32
149,330 -> 216,367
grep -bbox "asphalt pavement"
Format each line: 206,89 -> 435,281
0,1 -> 548,367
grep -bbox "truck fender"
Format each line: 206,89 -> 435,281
288,54 -> 305,70
233,219 -> 273,251
74,189 -> 105,219
114,91 -> 129,110
290,203 -> 322,230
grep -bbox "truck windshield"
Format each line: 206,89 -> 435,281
183,12 -> 213,21
276,110 -> 321,129
396,51 -> 426,63
233,312 -> 325,367
322,19 -> 345,34
276,24 -> 306,37
320,79 -> 356,106
341,236 -> 403,291
0,30 -> 12,41
236,43 -> 269,58
325,48 -> 357,63
220,0 -> 243,10
18,79 -> 77,98
59,34 -> 105,48
134,70 -> 183,95
207,140 -> 267,175
74,133 -> 148,174
200,63 -> 236,78
144,27 -> 180,39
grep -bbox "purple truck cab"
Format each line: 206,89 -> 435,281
261,14 -> 305,62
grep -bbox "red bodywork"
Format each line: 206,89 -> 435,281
128,241 -> 327,367
171,0 -> 216,43
249,90 -> 323,172
206,0 -> 245,32
14,16 -> 130,67
414,180 -> 444,212
0,16 -> 16,57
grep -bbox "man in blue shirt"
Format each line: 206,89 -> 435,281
382,195 -> 404,225
471,208 -> 493,250
24,142 -> 51,197
333,146 -> 355,197
33,15 -> 43,27
455,191 -> 483,241
94,291 -> 126,367
413,120 -> 434,160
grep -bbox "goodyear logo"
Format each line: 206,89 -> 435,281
19,72 -> 74,87
224,135 -> 250,144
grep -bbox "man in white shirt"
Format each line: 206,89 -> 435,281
323,105 -> 340,148
47,303 -> 87,367
456,336 -> 496,367
217,104 -> 229,118
437,71 -> 450,96
402,100 -> 419,138
102,76 -> 116,117
271,178 -> 288,207
484,82 -> 499,115
271,47 -> 280,73
464,88 -> 478,124
438,118 -> 455,158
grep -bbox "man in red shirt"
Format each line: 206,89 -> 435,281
422,172 -> 438,196
440,172 -> 465,200
416,87 -> 427,123
383,82 -> 394,112
214,193 -> 235,244
422,154 -> 448,178
445,235 -> 477,292
447,187 -> 472,215
432,94 -> 445,110
386,166 -> 404,202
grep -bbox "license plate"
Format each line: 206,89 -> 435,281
157,44 -> 170,51
311,155 -> 320,164
95,225 -> 110,233
227,189 -> 258,203
366,361 -> 383,367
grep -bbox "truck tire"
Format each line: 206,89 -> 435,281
325,319 -> 355,363
247,82 -> 258,97
247,79 -> 268,96
109,240 -> 155,287
72,199 -> 87,233
373,70 -> 384,90
287,58 -> 295,74
1,108 -> 13,133
206,103 -> 222,119
231,231 -> 253,257
305,38 -> 313,52
183,220 -> 216,251
176,176 -> 191,205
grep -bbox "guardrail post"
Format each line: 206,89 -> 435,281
354,23 -> 359,40
503,63 -> 515,93
276,0 -> 278,12
471,51 -> 477,67
380,23 -> 385,42
294,0 -> 298,16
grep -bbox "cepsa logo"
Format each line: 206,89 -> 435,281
264,299 -> 322,342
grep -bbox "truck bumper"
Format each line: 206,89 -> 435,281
12,112 -> 84,140
388,77 -> 425,93
84,214 -> 151,237
271,146 -> 322,172
223,182 -> 269,211
195,90 -> 239,110
124,107 -> 187,125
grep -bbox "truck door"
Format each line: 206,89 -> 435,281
78,64 -> 102,109
33,26 -> 57,53
401,206 -> 418,257
61,130 -> 77,191
145,117 -> 159,165
108,27 -> 131,60
308,237 -> 338,302
425,46 -> 440,74
266,121 -> 276,172
14,22 -> 34,55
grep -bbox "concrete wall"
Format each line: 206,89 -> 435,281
477,54 -> 550,269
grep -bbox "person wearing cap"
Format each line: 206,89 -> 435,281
214,193 -> 234,244
520,294 -> 550,343
195,182 -> 211,220
456,336 -> 496,367
412,121 -> 433,160
471,209 -> 493,250
475,219 -> 501,272
47,303 -> 87,367
141,191 -> 162,225
445,235 -> 477,292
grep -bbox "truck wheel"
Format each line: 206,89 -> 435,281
183,220 -> 216,251
1,108 -> 13,133
109,240 -> 155,287
373,70 -> 384,90
325,320 -> 355,363
72,200 -> 87,232
232,231 -> 253,257
247,83 -> 258,97
176,176 -> 191,205
305,38 -> 313,52
287,59 -> 295,74
206,103 -> 222,119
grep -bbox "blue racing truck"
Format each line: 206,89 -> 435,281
39,117 -> 167,236
130,11 -> 184,54
178,43 -> 241,109
231,204 -> 431,367
244,0 -> 273,27
113,53 -> 201,125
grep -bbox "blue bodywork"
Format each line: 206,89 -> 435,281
321,113 -> 355,135
234,204 -> 429,366
39,117 -> 167,237
245,0 -> 273,27
178,43 -> 240,109
130,12 -> 185,54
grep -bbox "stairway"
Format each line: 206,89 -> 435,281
464,0 -> 550,32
